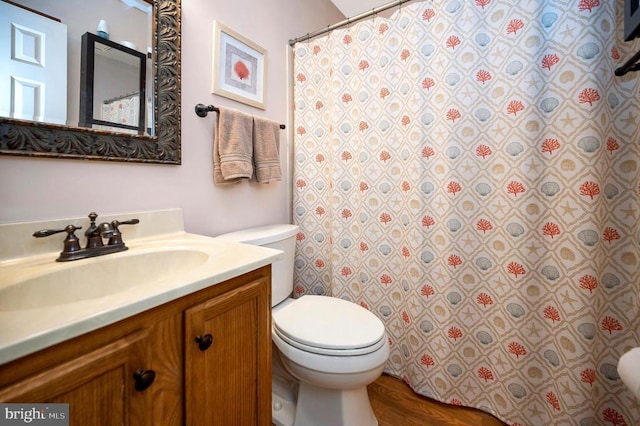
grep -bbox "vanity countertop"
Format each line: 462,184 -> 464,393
0,209 -> 282,365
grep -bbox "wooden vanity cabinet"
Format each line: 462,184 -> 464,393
0,327 -> 173,425
0,266 -> 272,426
185,273 -> 271,426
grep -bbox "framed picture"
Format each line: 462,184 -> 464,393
212,21 -> 267,110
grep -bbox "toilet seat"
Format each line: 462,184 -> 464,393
274,327 -> 387,356
273,295 -> 386,357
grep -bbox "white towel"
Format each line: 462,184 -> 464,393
252,117 -> 282,183
213,107 -> 254,184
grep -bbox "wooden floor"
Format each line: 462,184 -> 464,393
368,374 -> 507,426
272,373 -> 507,425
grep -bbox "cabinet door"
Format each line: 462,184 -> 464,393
185,276 -> 271,426
0,329 -> 155,426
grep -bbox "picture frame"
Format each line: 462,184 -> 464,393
212,21 -> 267,110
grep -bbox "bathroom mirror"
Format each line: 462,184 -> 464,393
0,0 -> 181,164
79,32 -> 147,135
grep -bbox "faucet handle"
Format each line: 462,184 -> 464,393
108,218 -> 140,245
116,219 -> 140,226
33,225 -> 82,239
33,228 -> 66,238
60,225 -> 83,254
33,225 -> 83,258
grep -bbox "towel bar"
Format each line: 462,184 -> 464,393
615,48 -> 640,76
195,103 -> 286,129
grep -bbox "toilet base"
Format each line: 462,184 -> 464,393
272,391 -> 296,426
294,382 -> 377,426
272,377 -> 377,426
272,366 -> 298,426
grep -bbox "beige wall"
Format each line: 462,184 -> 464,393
0,0 -> 344,237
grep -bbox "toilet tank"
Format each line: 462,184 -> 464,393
215,224 -> 299,307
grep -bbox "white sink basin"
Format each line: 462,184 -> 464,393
0,248 -> 209,311
0,209 -> 283,366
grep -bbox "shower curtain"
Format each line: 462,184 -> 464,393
292,1 -> 640,425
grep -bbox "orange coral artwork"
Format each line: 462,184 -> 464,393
233,60 -> 250,80
212,21 -> 266,109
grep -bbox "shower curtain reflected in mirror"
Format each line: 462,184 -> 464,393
98,92 -> 140,134
292,1 -> 640,424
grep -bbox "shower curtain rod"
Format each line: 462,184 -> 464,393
289,0 -> 414,46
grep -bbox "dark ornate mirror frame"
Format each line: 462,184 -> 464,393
0,0 -> 181,165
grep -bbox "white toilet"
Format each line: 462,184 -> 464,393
216,224 -> 389,426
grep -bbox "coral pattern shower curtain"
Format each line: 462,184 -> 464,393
293,1 -> 640,425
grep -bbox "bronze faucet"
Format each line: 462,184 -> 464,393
84,212 -> 115,249
33,212 -> 139,262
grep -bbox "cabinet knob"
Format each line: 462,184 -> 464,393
195,334 -> 213,351
133,369 -> 156,391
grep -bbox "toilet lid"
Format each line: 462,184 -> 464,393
273,295 -> 386,353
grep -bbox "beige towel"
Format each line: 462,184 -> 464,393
253,117 -> 282,183
213,107 -> 254,184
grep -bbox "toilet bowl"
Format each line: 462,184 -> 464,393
273,295 -> 389,426
216,225 -> 390,426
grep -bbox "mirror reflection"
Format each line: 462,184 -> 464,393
0,0 -> 153,135
80,32 -> 147,134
